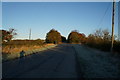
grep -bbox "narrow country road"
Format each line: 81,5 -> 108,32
2,44 -> 81,78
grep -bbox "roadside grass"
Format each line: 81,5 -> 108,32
2,40 -> 57,62
73,44 -> 119,78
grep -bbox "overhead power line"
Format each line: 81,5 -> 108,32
97,3 -> 111,28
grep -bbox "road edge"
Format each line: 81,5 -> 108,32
72,44 -> 84,78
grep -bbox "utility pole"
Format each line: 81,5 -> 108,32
111,0 -> 115,52
118,1 -> 120,41
29,28 -> 31,40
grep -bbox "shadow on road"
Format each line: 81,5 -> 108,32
2,44 -> 82,78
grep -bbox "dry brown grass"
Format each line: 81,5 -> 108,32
2,45 -> 41,54
2,43 -> 56,61
2,43 -> 55,54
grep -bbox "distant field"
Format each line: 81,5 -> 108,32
2,40 -> 57,61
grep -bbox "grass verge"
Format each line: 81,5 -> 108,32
73,44 -> 119,78
2,44 -> 57,62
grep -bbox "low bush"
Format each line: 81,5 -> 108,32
85,29 -> 120,53
86,40 -> 120,53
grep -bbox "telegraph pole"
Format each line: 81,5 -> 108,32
111,0 -> 115,52
29,28 -> 31,40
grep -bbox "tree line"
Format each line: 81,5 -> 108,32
45,29 -> 120,53
1,28 -> 120,53
45,29 -> 86,44
1,28 -> 86,44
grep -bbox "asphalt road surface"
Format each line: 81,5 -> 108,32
2,44 -> 81,78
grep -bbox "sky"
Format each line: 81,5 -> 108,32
2,2 -> 118,39
118,1 -> 120,40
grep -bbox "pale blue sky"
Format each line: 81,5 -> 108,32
2,2 -> 118,39
0,2 -> 2,29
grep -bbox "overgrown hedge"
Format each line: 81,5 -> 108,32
86,40 -> 120,53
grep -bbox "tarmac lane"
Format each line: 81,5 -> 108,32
2,44 -> 81,78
